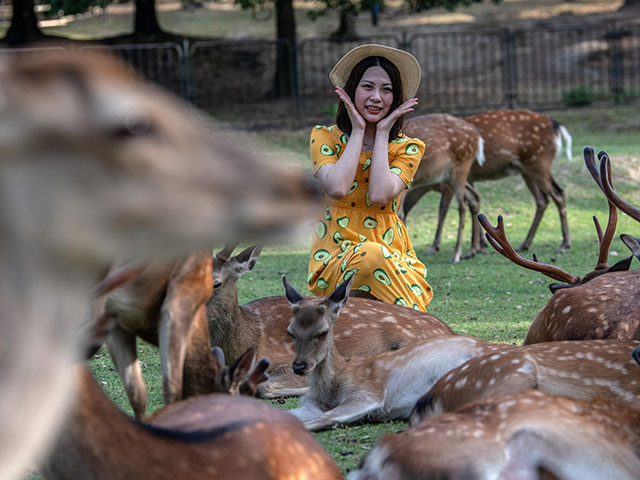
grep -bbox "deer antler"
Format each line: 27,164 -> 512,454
599,150 -> 640,222
478,214 -> 580,284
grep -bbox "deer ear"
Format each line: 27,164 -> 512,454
621,234 -> 640,262
282,275 -> 304,305
235,245 -> 263,272
210,346 -> 226,368
608,255 -> 633,273
326,275 -> 354,316
549,283 -> 573,294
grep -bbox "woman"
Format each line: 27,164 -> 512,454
308,44 -> 433,312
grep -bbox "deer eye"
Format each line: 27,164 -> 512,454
317,331 -> 328,340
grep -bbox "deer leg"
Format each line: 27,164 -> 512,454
426,186 -> 454,256
549,177 -> 571,253
399,184 -> 430,221
299,400 -> 381,431
106,322 -> 148,418
449,188 -> 467,263
519,176 -> 550,252
463,183 -> 482,259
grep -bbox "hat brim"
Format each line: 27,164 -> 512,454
329,44 -> 421,102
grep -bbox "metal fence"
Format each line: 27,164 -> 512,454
2,21 -> 639,128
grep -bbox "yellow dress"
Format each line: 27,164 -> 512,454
307,125 -> 434,312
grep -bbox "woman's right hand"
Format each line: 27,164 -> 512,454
335,86 -> 366,132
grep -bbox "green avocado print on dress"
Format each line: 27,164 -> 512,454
317,278 -> 330,289
373,268 -> 391,285
348,181 -> 358,195
381,245 -> 392,259
365,192 -> 372,207
343,268 -> 358,282
324,207 -> 331,221
333,231 -> 344,244
337,217 -> 350,228
389,166 -> 402,175
362,157 -> 371,171
382,227 -> 394,245
409,284 -> 424,296
320,144 -> 335,156
405,143 -> 420,155
394,298 -> 408,307
340,133 -> 347,144
391,137 -> 408,144
363,217 -> 378,229
313,249 -> 331,262
315,221 -> 327,239
357,284 -> 371,293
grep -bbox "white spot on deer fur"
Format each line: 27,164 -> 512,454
381,316 -> 397,324
475,380 -> 483,389
490,354 -> 501,361
563,306 -> 572,314
455,377 -> 468,389
511,358 -> 521,364
489,378 -> 496,386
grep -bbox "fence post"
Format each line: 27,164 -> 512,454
605,22 -> 624,105
501,28 -> 517,109
181,38 -> 193,103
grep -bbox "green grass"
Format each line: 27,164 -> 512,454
79,103 -> 640,476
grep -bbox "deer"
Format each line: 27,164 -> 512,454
207,243 -> 455,398
348,389 -> 640,480
402,109 -> 573,256
281,275 -> 517,431
40,309 -> 341,480
0,49 -> 317,480
478,147 -> 640,345
401,113 -> 485,263
409,338 -> 640,423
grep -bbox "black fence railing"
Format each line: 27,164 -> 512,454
2,21 -> 639,128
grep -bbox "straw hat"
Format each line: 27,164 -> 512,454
329,44 -> 421,102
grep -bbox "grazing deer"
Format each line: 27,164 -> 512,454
348,390 -> 640,480
410,339 -> 640,423
0,49 -> 317,480
281,275 -> 512,431
208,244 -> 455,398
41,314 -> 339,480
402,114 -> 485,263
403,109 -> 572,257
478,147 -> 640,345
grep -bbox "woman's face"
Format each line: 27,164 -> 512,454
353,66 -> 394,125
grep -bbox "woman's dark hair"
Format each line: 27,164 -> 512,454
336,56 -> 405,140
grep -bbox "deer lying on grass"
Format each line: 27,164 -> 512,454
0,49 -> 317,480
41,315 -> 340,480
281,275 -> 515,431
208,244 -> 455,398
478,147 -> 640,345
403,109 -> 572,257
410,338 -> 640,422
402,114 -> 485,263
349,389 -> 640,480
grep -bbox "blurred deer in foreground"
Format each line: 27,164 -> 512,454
349,390 -> 640,480
41,311 -> 340,480
0,49 -> 317,479
479,147 -> 640,345
207,244 -> 455,398
403,109 -> 572,258
282,276 -> 513,431
410,339 -> 640,422
402,114 -> 485,262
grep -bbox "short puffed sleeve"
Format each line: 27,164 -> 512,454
388,135 -> 425,187
310,125 -> 347,175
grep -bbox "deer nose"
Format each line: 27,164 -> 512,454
292,362 -> 307,376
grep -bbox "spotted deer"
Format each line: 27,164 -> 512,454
409,338 -> 640,423
208,244 -> 455,398
0,49 -> 317,480
349,390 -> 640,480
40,313 -> 339,480
478,147 -> 640,345
404,109 -> 572,258
402,114 -> 485,263
281,275 -> 514,431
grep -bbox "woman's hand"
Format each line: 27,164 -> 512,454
335,86 -> 366,132
376,97 -> 419,134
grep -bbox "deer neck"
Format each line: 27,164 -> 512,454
307,340 -> 348,407
206,282 -> 253,361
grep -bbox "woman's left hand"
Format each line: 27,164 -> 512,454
376,97 -> 419,134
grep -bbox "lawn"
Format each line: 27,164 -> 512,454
85,102 -> 640,476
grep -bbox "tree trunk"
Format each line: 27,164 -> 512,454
134,0 -> 163,36
331,11 -> 358,39
4,0 -> 44,46
273,0 -> 297,97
